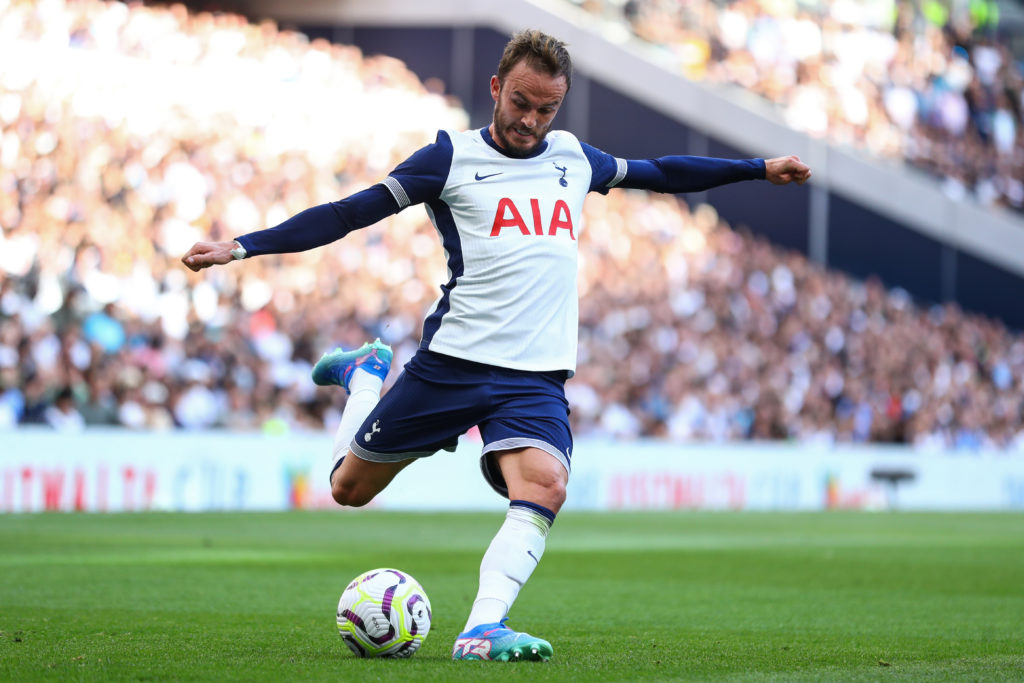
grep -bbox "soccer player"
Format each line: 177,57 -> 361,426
182,29 -> 811,662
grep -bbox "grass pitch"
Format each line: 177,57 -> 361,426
1,511 -> 1022,681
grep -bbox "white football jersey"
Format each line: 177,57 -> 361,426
380,128 -> 627,374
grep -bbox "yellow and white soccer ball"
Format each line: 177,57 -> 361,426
336,568 -> 432,658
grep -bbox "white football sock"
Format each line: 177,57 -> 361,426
331,369 -> 384,467
463,501 -> 554,632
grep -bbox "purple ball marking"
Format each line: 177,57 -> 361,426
393,640 -> 416,657
381,584 -> 396,620
345,607 -> 394,646
369,625 -> 396,645
406,594 -> 422,635
341,609 -> 365,631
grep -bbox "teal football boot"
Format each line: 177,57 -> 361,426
311,338 -> 392,393
452,620 -> 552,662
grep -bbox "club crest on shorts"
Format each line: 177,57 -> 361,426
364,420 -> 382,442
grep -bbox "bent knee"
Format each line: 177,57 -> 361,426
517,470 -> 567,512
544,478 -> 567,510
331,479 -> 375,508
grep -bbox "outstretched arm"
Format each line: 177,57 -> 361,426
619,155 -> 810,193
182,185 -> 399,272
183,131 -> 453,273
582,142 -> 811,195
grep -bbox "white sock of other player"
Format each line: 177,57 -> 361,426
331,370 -> 384,468
463,500 -> 555,631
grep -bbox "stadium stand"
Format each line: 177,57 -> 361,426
569,0 -> 1023,213
2,0 -> 1024,451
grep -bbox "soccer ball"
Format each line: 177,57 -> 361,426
336,568 -> 432,658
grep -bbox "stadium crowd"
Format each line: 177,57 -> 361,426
572,0 -> 1024,213
3,0 -> 1024,452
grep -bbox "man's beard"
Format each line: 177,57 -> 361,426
493,104 -> 547,157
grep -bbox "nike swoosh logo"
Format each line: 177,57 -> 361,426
475,171 -> 503,181
527,550 -> 539,565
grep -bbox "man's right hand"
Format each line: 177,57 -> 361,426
182,241 -> 237,272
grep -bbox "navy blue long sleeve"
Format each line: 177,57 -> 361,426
620,156 -> 765,193
234,184 -> 399,257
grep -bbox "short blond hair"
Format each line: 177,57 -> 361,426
497,29 -> 572,91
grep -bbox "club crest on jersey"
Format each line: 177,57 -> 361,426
489,198 -> 575,240
553,162 -> 568,187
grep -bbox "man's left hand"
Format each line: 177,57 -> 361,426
765,155 -> 811,185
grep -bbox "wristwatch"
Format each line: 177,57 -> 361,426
230,240 -> 247,260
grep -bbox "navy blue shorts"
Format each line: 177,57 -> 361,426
349,350 -> 573,498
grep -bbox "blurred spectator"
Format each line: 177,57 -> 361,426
83,304 -> 125,354
44,385 -> 85,432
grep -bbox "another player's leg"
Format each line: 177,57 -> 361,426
453,447 -> 565,662
312,338 -> 409,507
